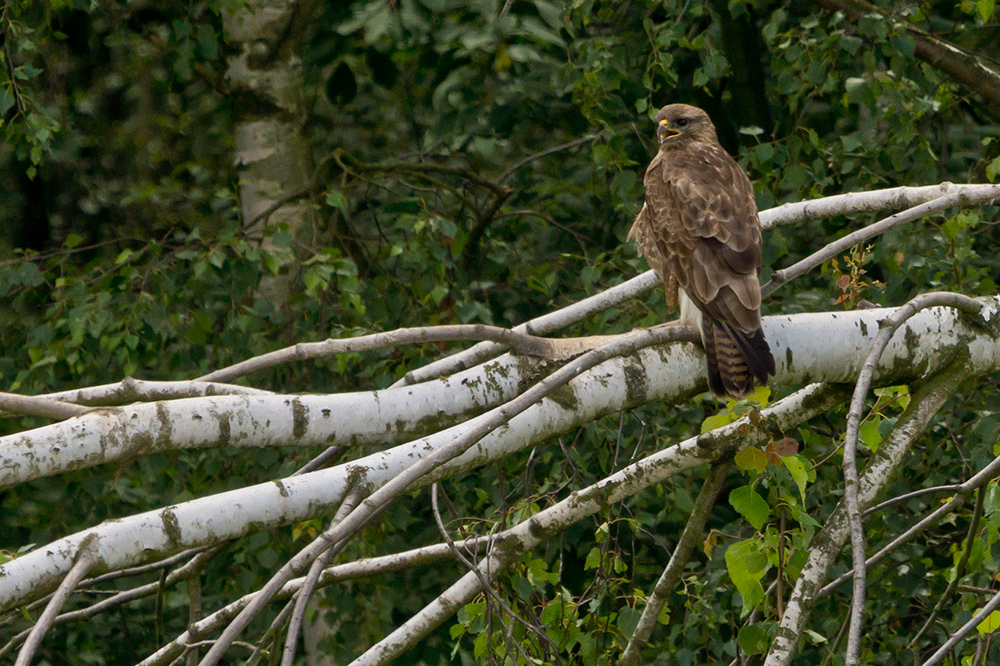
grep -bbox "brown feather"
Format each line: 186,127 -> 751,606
630,104 -> 775,399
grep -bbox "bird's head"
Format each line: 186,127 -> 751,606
654,104 -> 717,149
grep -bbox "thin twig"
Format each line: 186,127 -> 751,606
762,188 -> 1000,298
0,391 -> 90,420
920,589 -> 1000,666
14,535 -> 100,666
862,483 -> 964,517
281,488 -> 364,666
617,460 -> 730,666
291,445 -> 346,476
334,150 -> 509,196
499,134 -> 602,182
430,483 -> 557,654
137,535 -> 500,666
0,545 -> 226,659
906,486 -> 986,650
820,444 -> 1000,597
196,324 -> 599,383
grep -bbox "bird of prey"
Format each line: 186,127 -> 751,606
628,103 -> 775,399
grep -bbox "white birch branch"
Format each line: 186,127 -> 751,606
397,183 -> 1000,385
36,378 -> 274,405
839,292 -> 985,665
0,353 -> 534,489
197,324 -> 564,383
14,535 -> 99,666
763,187 -> 1000,298
2,298 -> 1000,614
763,355 -> 974,666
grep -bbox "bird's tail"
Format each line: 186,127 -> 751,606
702,319 -> 776,400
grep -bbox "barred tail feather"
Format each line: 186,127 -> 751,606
702,319 -> 776,399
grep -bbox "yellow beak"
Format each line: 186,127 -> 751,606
658,119 -> 681,143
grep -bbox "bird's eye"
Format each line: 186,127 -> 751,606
676,118 -> 689,127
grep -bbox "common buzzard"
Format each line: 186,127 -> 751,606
628,103 -> 775,399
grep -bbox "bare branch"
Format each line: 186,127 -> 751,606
763,187 -> 1000,298
617,460 -> 731,666
839,292 -> 986,664
14,535 -> 99,666
196,323 -> 605,383
0,391 -> 90,420
920,589 -> 1000,666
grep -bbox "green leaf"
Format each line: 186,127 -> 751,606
738,624 -> 769,655
977,610 -> 1000,634
782,455 -> 809,503
725,539 -> 768,611
326,192 -> 347,212
986,155 -> 1000,182
845,77 -> 867,103
729,485 -> 770,531
473,631 -> 489,658
755,143 -> 775,163
860,417 -> 883,451
804,629 -> 828,644
739,126 -> 764,137
735,447 -> 768,474
841,132 -> 864,152
0,88 -> 14,117
701,411 -> 734,433
270,229 -> 294,249
977,0 -> 995,22
748,385 -> 771,406
617,606 -> 642,636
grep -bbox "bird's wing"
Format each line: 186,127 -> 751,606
651,144 -> 763,332
629,202 -> 678,309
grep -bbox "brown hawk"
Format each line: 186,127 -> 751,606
628,103 -> 775,399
